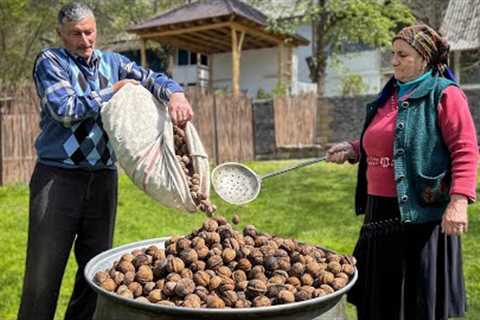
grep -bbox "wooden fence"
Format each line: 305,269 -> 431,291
0,85 -> 40,185
273,92 -> 317,146
0,85 -> 255,185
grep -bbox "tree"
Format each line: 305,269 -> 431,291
248,0 -> 414,96
0,0 -> 188,86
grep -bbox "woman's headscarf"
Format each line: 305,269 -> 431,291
392,24 -> 456,81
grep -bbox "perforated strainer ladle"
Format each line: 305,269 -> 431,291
211,156 -> 327,205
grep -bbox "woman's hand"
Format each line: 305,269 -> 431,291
441,194 -> 469,235
326,142 -> 356,164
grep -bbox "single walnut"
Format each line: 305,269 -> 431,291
253,295 -> 271,307
243,225 -> 257,237
166,257 -> 185,274
278,289 -> 295,303
135,296 -> 150,304
218,278 -> 236,292
208,276 -> 223,291
195,246 -> 209,260
100,278 -> 117,292
247,279 -> 267,298
113,271 -> 125,286
143,282 -> 156,295
176,238 -> 192,251
128,282 -> 143,297
221,290 -> 239,307
286,276 -> 301,288
175,278 -> 196,297
336,272 -> 349,280
319,271 -> 335,285
123,271 -> 135,285
166,272 -> 182,283
235,298 -> 252,308
268,275 -> 285,285
94,271 -> 109,284
190,260 -> 206,272
222,248 -> 236,264
157,300 -> 176,306
236,258 -> 252,272
232,214 -> 240,225
132,254 -> 150,269
195,286 -> 209,302
331,277 -> 348,290
203,219 -> 219,232
179,249 -> 198,265
162,281 -> 177,297
135,265 -> 153,284
117,260 -> 135,274
232,270 -> 247,283
206,295 -> 225,308
295,288 -> 312,301
327,261 -> 342,274
320,284 -> 334,294
147,289 -> 163,303
183,297 -> 201,308
207,255 -> 223,270
120,253 -> 135,263
267,284 -> 287,298
180,268 -> 193,279
341,263 -> 355,276
301,273 -> 314,286
216,266 -> 232,279
192,237 -> 206,248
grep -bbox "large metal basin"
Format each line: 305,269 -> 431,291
85,238 -> 357,320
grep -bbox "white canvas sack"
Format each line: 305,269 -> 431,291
101,83 -> 209,213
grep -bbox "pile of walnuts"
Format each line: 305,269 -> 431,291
94,217 -> 356,309
173,125 -> 216,215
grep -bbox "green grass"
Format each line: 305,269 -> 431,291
0,161 -> 478,319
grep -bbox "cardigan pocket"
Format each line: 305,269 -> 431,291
416,171 -> 451,207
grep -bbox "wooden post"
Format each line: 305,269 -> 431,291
140,39 -> 148,68
208,54 -> 214,92
230,27 -> 245,96
277,41 -> 285,88
453,50 -> 461,83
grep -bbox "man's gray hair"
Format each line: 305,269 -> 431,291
58,2 -> 95,26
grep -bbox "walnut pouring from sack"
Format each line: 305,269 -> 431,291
173,124 -> 216,216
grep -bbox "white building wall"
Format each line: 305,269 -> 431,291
211,47 -> 279,96
324,50 -> 383,96
170,22 -> 384,97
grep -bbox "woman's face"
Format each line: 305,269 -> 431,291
391,39 -> 428,82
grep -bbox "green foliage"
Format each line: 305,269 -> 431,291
256,87 -> 272,100
341,73 -> 368,96
0,0 -> 188,86
0,162 -> 479,319
247,0 -> 414,95
272,81 -> 289,97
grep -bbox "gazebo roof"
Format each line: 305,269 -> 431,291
127,0 -> 309,54
440,0 -> 480,51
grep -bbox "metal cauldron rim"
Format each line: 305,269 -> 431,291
85,237 -> 358,317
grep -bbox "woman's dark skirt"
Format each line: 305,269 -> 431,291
347,195 -> 466,320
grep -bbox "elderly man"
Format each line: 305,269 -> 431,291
17,2 -> 193,320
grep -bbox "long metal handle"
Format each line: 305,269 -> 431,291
261,156 -> 327,180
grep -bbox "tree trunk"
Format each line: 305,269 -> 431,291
314,0 -> 328,97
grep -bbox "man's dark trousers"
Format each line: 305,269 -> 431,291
18,163 -> 118,320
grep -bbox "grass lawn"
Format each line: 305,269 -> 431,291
0,161 -> 478,319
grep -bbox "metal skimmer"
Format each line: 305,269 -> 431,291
211,156 -> 327,205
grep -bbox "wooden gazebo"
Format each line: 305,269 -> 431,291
127,0 -> 309,95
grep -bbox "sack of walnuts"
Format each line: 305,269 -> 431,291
101,83 -> 209,213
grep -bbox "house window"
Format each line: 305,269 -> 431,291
178,49 -> 189,66
177,49 -> 208,66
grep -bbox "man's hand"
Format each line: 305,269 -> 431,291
112,79 -> 139,93
169,92 -> 193,125
441,194 -> 469,235
326,142 -> 356,164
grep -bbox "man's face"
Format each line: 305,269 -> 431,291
57,15 -> 96,61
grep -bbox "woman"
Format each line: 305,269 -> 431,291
327,25 -> 478,320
